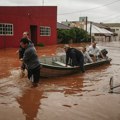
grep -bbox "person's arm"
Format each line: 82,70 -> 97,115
16,50 -> 19,54
86,52 -> 93,63
66,53 -> 69,66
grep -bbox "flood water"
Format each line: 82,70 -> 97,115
0,41 -> 120,120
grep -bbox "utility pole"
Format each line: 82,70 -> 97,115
86,16 -> 87,32
90,22 -> 92,43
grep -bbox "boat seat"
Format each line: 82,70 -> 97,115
54,61 -> 71,67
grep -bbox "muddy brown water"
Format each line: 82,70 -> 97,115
0,41 -> 120,120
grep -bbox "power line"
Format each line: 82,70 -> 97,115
88,13 -> 119,20
102,14 -> 120,22
58,0 -> 120,15
88,14 -> 120,23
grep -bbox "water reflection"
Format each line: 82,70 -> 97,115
17,88 -> 43,120
16,75 -> 84,120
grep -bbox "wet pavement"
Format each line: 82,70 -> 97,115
0,41 -> 120,120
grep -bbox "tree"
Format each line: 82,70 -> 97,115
57,29 -> 71,44
57,27 -> 91,44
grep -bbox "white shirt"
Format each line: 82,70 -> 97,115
87,45 -> 100,56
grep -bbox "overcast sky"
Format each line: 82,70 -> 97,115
0,0 -> 120,23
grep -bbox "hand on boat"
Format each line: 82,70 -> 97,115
73,66 -> 80,68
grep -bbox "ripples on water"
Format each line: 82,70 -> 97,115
0,41 -> 120,120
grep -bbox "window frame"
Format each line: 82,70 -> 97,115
40,26 -> 51,36
0,23 -> 14,36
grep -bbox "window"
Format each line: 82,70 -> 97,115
0,23 -> 13,36
40,26 -> 51,36
111,29 -> 115,32
116,29 -> 119,31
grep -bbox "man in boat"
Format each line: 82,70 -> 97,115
64,44 -> 85,73
87,41 -> 104,61
81,47 -> 93,64
20,38 -> 40,87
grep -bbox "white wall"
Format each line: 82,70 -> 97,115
110,27 -> 120,41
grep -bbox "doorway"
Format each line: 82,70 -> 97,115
30,25 -> 37,45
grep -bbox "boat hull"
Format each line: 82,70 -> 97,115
40,58 -> 111,77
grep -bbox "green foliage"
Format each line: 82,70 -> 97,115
37,43 -> 45,47
57,29 -> 71,43
69,28 -> 76,40
57,27 -> 91,43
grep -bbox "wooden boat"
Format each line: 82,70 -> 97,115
40,55 -> 112,77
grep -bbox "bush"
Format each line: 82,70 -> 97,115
37,43 -> 45,47
57,27 -> 91,43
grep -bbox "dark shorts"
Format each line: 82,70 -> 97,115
28,65 -> 40,83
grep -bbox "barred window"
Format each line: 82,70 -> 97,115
40,26 -> 51,36
0,23 -> 13,36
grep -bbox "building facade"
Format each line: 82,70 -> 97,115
104,23 -> 120,41
0,6 -> 57,48
62,19 -> 115,42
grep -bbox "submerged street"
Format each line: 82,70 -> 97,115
0,41 -> 120,120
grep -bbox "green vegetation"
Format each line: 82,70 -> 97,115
36,43 -> 45,47
57,27 -> 93,44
